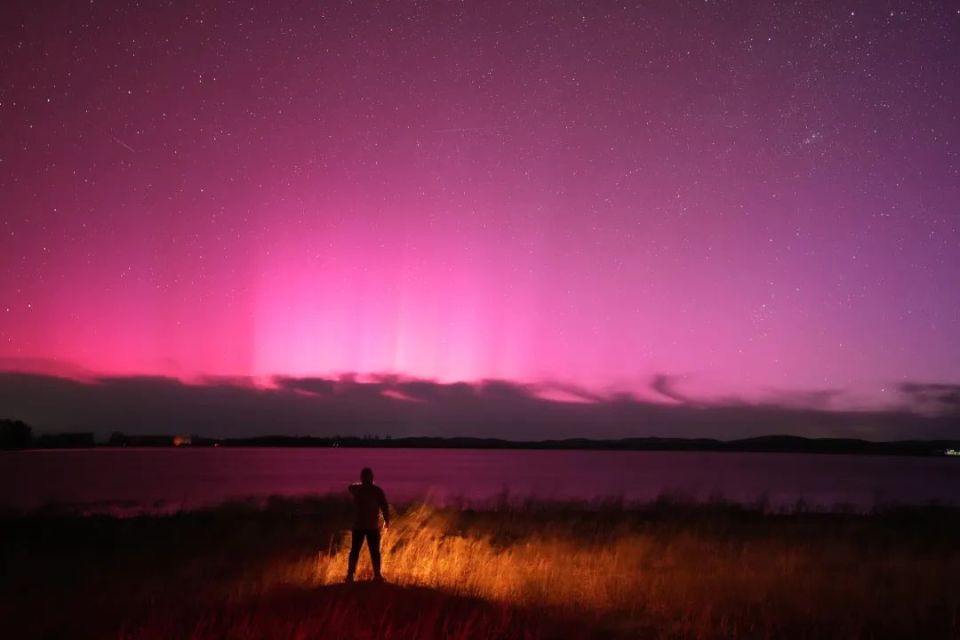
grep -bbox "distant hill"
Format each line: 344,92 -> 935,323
209,434 -> 960,456
8,421 -> 959,456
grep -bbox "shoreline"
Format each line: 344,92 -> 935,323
6,433 -> 960,456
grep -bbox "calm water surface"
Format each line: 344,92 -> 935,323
2,448 -> 959,513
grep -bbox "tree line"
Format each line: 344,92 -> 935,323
0,419 -> 95,449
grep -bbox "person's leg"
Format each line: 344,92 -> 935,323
367,529 -> 383,580
346,529 -> 364,581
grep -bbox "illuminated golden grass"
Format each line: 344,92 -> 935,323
255,503 -> 960,637
4,498 -> 960,638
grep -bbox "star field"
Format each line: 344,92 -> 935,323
1,0 -> 958,407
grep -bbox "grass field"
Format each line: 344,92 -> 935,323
2,496 -> 959,639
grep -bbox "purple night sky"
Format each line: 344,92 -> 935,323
1,0 -> 958,424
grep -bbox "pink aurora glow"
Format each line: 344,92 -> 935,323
1,0 -> 958,409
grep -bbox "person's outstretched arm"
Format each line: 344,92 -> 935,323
348,483 -> 359,496
379,488 -> 390,529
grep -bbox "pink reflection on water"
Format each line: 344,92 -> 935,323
2,449 -> 960,515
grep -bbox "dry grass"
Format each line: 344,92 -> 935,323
268,502 -> 960,638
2,497 -> 960,638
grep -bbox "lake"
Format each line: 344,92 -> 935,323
2,448 -> 959,514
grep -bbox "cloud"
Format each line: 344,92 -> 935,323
649,374 -> 690,404
273,376 -> 338,396
0,371 -> 957,441
898,383 -> 960,416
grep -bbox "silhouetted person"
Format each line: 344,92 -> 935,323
346,466 -> 390,582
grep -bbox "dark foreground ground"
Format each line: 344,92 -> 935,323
2,497 -> 959,639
